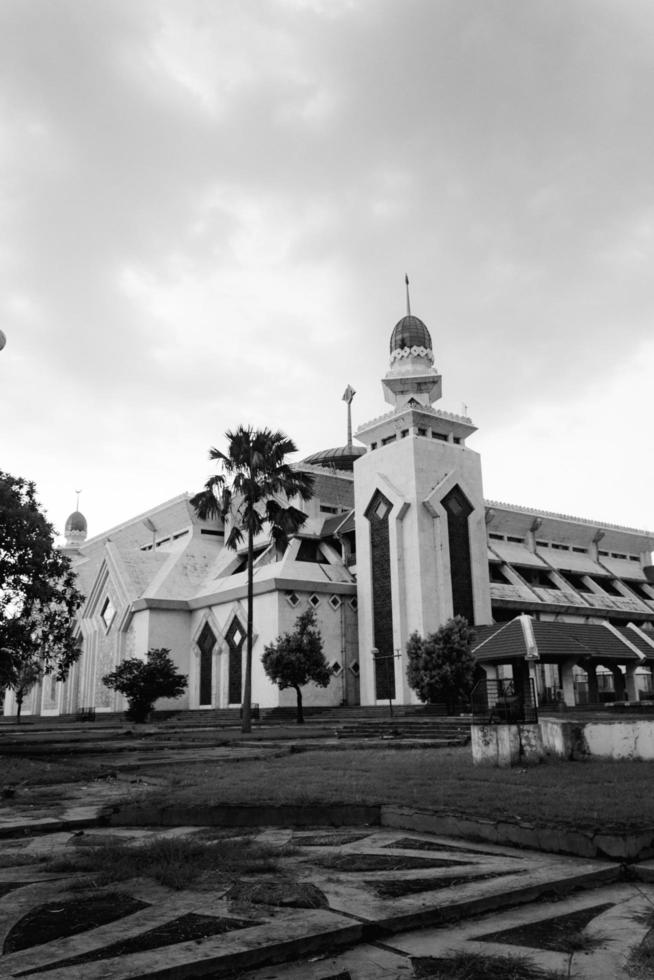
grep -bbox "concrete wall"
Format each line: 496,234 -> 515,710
355,433 -> 492,707
541,717 -> 654,761
471,723 -> 544,767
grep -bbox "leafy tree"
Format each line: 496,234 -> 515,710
191,426 -> 313,733
406,616 -> 476,713
0,471 -> 82,712
12,659 -> 44,724
262,609 -> 332,724
102,648 -> 188,723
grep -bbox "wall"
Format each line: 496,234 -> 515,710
355,432 -> 492,707
541,717 -> 654,761
471,723 -> 544,767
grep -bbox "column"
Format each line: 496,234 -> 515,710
585,663 -> 599,704
560,659 -> 577,707
610,665 -> 626,701
625,664 -> 639,703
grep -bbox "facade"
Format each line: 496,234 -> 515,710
5,307 -> 654,718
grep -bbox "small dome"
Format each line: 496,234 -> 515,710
389,314 -> 432,353
65,510 -> 87,534
301,445 -> 366,472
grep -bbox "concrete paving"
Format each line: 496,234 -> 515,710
0,820 -> 649,979
1,727 -> 654,978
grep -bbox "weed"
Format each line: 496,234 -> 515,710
412,950 -> 566,979
47,835 -> 281,890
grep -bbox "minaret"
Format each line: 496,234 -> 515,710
353,284 -> 492,706
62,491 -> 88,555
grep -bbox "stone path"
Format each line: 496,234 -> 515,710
0,821 -> 652,979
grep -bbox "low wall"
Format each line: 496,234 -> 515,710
471,724 -> 544,767
541,717 -> 654,761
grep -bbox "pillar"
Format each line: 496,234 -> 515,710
560,659 -> 577,707
585,663 -> 599,704
625,664 -> 639,703
610,665 -> 626,701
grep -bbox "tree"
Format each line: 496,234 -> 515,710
406,616 -> 476,713
0,471 -> 83,711
12,659 -> 43,724
102,648 -> 188,723
262,609 -> 332,724
191,427 -> 314,733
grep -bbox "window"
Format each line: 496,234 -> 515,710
432,431 -> 447,441
201,529 -> 223,537
572,546 -> 586,554
328,595 -> 342,610
286,592 -> 300,608
100,596 -> 115,630
401,429 -> 409,438
349,597 -> 358,612
320,505 -> 338,514
331,661 -> 342,675
309,593 -> 321,608
591,577 -> 622,597
515,566 -> 555,589
349,661 -> 360,677
381,434 -> 397,445
488,533 -> 504,541
563,572 -> 593,594
507,535 -> 523,544
417,428 -> 427,436
489,564 -> 511,585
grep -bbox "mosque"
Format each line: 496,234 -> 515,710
5,300 -> 654,718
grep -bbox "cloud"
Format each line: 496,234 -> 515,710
0,0 -> 652,536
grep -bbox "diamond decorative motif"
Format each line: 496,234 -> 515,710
350,661 -> 360,676
286,592 -> 300,608
331,661 -> 342,675
309,594 -> 320,608
349,597 -> 358,611
328,595 -> 341,610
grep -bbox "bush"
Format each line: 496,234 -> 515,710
102,648 -> 187,722
406,616 -> 476,712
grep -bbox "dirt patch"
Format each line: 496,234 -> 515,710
3,892 -> 148,954
477,903 -> 613,952
227,876 -> 328,908
367,871 -> 515,898
316,853 -> 469,872
21,912 -> 256,974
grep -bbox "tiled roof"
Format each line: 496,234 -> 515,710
472,617 -> 647,664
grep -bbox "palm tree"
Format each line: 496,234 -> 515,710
191,426 -> 314,733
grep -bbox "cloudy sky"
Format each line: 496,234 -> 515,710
2,0 -> 653,540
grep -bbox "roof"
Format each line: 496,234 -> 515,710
65,510 -> 87,533
472,617 -> 651,664
301,445 -> 366,473
390,314 -> 432,352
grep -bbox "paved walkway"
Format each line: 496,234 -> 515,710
1,727 -> 654,978
0,816 -> 652,978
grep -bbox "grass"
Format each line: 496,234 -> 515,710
412,951 -> 566,979
0,755 -> 107,789
132,747 -> 654,833
47,834 -> 281,890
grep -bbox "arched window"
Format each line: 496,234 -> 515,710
442,485 -> 474,624
197,622 -> 215,706
226,618 -> 245,705
365,491 -> 395,700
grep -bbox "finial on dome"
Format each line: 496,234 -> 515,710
342,384 -> 356,448
405,273 -> 411,316
64,490 -> 88,549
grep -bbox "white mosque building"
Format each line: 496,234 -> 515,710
5,304 -> 654,719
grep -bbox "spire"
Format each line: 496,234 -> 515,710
75,488 -> 82,510
405,273 -> 411,315
342,384 -> 356,448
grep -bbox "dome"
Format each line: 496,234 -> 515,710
301,445 -> 366,472
65,510 -> 87,534
389,314 -> 432,354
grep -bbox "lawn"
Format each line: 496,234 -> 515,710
136,746 -> 654,833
